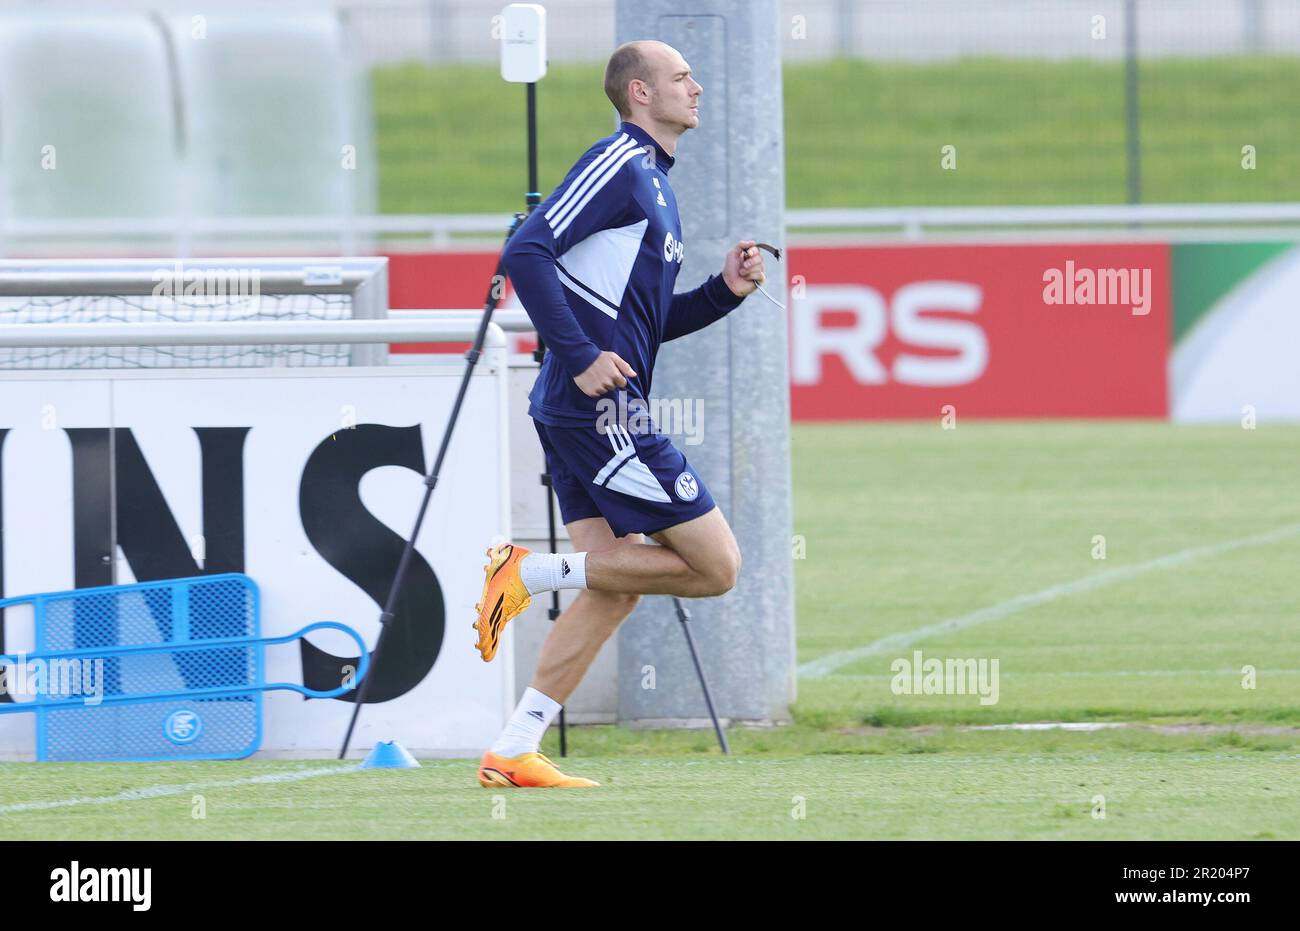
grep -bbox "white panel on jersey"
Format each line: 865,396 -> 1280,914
556,265 -> 619,320
557,218 -> 648,316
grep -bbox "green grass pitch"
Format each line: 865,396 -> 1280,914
373,57 -> 1300,214
2,421 -> 1297,839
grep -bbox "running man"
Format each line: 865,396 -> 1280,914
474,39 -> 767,788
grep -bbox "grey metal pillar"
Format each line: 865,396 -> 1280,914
1123,0 -> 1141,206
615,0 -> 794,727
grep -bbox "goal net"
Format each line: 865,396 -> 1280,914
0,258 -> 388,369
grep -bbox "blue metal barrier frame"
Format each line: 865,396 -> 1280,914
0,573 -> 370,761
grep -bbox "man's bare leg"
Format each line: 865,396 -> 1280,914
583,506 -> 741,598
521,507 -> 742,707
479,509 -> 740,785
531,517 -> 643,704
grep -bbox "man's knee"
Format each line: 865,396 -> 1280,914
699,545 -> 741,597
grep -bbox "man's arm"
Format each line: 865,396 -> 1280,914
502,214 -> 602,378
662,240 -> 766,341
662,273 -> 746,342
502,147 -> 642,378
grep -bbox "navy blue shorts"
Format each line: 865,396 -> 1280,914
533,420 -> 716,538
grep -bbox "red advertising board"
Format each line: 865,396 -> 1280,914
386,251 -> 536,356
786,244 -> 1169,419
385,243 -> 1170,419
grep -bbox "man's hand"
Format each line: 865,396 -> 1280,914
574,350 -> 637,398
722,239 -> 766,298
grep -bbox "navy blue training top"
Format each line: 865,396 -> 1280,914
501,120 -> 746,427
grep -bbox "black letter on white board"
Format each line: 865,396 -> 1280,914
298,425 -> 444,702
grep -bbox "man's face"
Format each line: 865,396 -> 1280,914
646,47 -> 702,133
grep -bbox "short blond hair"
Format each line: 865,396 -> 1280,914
604,41 -> 655,118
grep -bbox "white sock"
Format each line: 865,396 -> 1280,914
519,551 -> 587,595
490,686 -> 563,757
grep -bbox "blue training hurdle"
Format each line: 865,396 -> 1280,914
0,573 -> 368,762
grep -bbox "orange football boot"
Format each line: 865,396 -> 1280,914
473,543 -> 533,662
477,750 -> 600,788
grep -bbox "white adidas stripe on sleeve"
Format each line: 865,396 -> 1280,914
550,143 -> 643,238
545,134 -> 630,226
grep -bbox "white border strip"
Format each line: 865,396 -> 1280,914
0,764 -> 361,815
799,523 -> 1300,679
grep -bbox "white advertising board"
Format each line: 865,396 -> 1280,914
0,361 -> 512,758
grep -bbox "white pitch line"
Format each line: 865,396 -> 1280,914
965,722 -> 1128,732
0,763 -> 362,815
799,522 -> 1300,680
825,668 -> 1300,680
